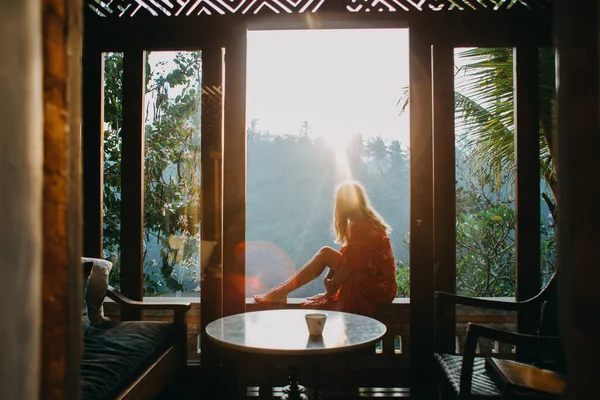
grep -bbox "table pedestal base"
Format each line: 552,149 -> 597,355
281,384 -> 307,400
281,370 -> 308,400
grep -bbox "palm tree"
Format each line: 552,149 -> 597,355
366,136 -> 390,175
399,47 -> 556,215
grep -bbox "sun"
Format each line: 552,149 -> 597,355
322,129 -> 353,182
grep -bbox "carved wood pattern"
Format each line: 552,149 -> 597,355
87,0 -> 550,17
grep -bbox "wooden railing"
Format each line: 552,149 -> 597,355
103,296 -> 517,368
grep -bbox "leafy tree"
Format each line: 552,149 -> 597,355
102,51 -> 203,295
456,203 -> 516,297
143,51 -> 203,295
103,53 -> 123,288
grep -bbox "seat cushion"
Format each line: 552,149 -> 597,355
434,353 -> 503,397
82,321 -> 174,400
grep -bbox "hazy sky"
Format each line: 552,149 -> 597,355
246,29 -> 410,146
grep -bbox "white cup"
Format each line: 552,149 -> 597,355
305,313 -> 327,336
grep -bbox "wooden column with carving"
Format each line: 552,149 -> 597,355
41,0 -> 83,399
200,44 -> 224,368
222,30 -> 247,317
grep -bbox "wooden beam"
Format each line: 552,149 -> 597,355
432,41 -> 456,354
513,45 -> 541,337
82,48 -> 103,258
84,11 -> 551,51
409,25 -> 434,394
222,29 -> 247,317
120,50 -> 146,317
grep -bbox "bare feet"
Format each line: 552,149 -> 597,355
253,290 -> 288,304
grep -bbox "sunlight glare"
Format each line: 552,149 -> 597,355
321,130 -> 353,182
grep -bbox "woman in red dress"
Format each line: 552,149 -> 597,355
253,181 -> 398,317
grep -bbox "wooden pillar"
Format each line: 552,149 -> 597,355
555,0 -> 600,398
82,48 -> 103,258
513,45 -> 541,337
41,0 -> 83,399
200,44 -> 224,366
222,30 -> 247,317
432,41 -> 456,354
0,1 -> 43,399
409,26 -> 435,395
66,0 -> 84,396
120,50 -> 146,316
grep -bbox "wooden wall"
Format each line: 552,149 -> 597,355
0,1 -> 43,399
555,0 -> 600,398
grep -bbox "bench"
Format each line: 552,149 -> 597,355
82,286 -> 190,400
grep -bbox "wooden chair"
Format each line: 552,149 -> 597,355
433,274 -> 564,399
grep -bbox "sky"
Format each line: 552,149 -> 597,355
246,29 -> 410,146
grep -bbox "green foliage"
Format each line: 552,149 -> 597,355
103,53 -> 123,289
143,51 -> 202,295
395,259 -> 410,298
456,203 -> 516,297
398,47 -> 557,297
102,51 -> 203,295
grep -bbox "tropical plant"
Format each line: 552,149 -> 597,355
399,47 -> 557,214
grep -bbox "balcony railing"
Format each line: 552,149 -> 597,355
103,296 -> 517,369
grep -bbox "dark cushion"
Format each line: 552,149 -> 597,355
434,353 -> 503,397
82,321 -> 174,400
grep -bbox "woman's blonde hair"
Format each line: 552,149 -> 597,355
332,181 -> 391,245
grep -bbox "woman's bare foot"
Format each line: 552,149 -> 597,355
306,292 -> 329,301
253,290 -> 288,304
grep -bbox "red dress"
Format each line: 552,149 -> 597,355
301,219 -> 398,317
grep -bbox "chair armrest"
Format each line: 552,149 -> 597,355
465,323 -> 559,348
106,286 -> 191,314
459,323 -> 560,395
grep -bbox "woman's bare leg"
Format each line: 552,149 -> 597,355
254,246 -> 341,303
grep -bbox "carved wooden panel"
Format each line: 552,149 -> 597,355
87,0 -> 551,17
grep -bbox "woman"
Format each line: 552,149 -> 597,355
253,181 -> 398,317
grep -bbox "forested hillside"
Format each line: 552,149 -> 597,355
246,122 -> 410,297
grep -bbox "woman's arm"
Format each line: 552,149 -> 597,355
329,268 -> 353,288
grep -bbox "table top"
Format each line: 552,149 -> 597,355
205,309 -> 386,355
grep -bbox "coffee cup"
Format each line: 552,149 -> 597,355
305,313 -> 327,336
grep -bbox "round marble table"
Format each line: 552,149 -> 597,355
205,309 -> 386,399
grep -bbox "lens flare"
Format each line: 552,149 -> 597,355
244,241 -> 296,296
